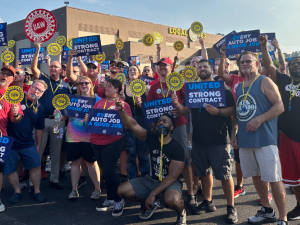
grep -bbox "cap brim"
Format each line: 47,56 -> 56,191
1,68 -> 15,76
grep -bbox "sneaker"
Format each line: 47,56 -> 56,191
226,206 -> 238,224
0,199 -> 5,212
96,199 -> 115,211
175,209 -> 187,225
112,199 -> 125,217
28,185 -> 34,195
19,179 -> 27,190
234,185 -> 245,198
45,162 -> 51,173
259,191 -> 272,206
34,192 -> 47,203
49,181 -> 64,190
248,207 -> 276,224
187,195 -> 197,209
41,168 -> 48,180
139,201 -> 160,219
119,174 -> 128,183
64,162 -> 71,172
21,170 -> 30,180
9,193 -> 22,204
278,220 -> 289,225
59,170 -> 66,179
77,176 -> 87,189
90,190 -> 101,200
69,190 -> 79,200
191,200 -> 216,215
287,203 -> 300,221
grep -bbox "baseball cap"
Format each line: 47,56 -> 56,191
1,65 -> 16,76
156,57 -> 173,66
86,61 -> 98,68
24,67 -> 33,75
117,61 -> 129,67
110,60 -> 118,64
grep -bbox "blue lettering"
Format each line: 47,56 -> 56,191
89,37 -> 97,42
0,25 -> 3,29
214,82 -> 220,88
166,98 -> 171,103
0,137 -> 9,144
209,82 -> 214,88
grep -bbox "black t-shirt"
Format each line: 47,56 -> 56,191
276,70 -> 300,143
191,88 -> 235,146
124,84 -> 146,116
146,131 -> 185,181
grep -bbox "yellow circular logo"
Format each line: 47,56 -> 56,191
115,73 -> 126,85
129,79 -> 146,96
7,40 -> 15,49
175,64 -> 179,69
5,86 -> 24,104
181,66 -> 197,82
93,52 -> 106,63
67,37 -> 75,49
153,31 -> 163,43
47,43 -> 61,56
52,94 -> 70,110
166,72 -> 184,91
173,41 -> 184,52
191,21 -> 203,34
1,51 -> 15,64
143,34 -> 155,47
56,36 -> 66,46
201,33 -> 207,39
115,38 -> 124,50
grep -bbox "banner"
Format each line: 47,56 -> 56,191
213,30 -> 236,54
259,51 -> 276,61
0,23 -> 8,47
185,81 -> 226,108
61,94 -> 97,118
72,35 -> 102,57
100,61 -> 110,70
19,47 -> 47,65
142,98 -> 175,123
62,46 -> 89,66
0,135 -> 14,164
86,109 -> 123,136
140,75 -> 155,85
128,56 -> 140,66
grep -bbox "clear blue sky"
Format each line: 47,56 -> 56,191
0,0 -> 299,53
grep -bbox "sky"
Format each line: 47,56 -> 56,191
0,0 -> 299,53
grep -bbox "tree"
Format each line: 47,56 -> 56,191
284,51 -> 300,58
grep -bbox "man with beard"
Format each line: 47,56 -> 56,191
31,40 -> 71,190
9,68 -> 30,94
147,57 -> 196,212
106,60 -> 118,81
116,104 -> 186,225
231,51 -> 287,225
0,65 -> 23,212
172,59 -> 237,224
260,35 -> 300,222
24,67 -> 33,85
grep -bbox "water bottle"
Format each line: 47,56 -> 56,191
188,141 -> 192,151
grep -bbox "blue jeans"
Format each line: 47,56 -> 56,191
124,115 -> 150,180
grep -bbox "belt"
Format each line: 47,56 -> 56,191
45,115 -> 55,119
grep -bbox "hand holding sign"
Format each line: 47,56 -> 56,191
52,94 -> 70,137
220,44 -> 226,56
171,93 -> 179,106
11,104 -> 20,117
199,37 -> 205,46
205,104 -> 219,116
258,35 -> 268,46
69,49 -> 78,57
115,101 -> 124,111
5,86 -> 24,104
34,39 -> 42,50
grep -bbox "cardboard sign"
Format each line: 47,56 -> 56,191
140,75 -> 155,85
185,81 -> 226,108
72,35 -> 102,57
0,23 -> 8,46
128,56 -> 140,66
62,46 -> 89,66
19,47 -> 47,65
0,136 -> 14,164
86,109 -> 123,136
142,98 -> 175,123
100,61 -> 110,70
213,30 -> 237,54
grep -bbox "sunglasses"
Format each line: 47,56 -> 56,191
239,60 -> 255,65
110,64 -> 117,67
0,71 -> 13,76
79,82 -> 90,86
87,66 -> 97,70
143,70 -> 150,72
16,71 -> 23,75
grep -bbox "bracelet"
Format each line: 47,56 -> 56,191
13,113 -> 19,118
217,109 -> 221,116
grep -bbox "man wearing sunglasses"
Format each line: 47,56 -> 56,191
0,65 -> 24,213
9,68 -> 30,94
142,66 -> 153,77
31,40 -> 71,190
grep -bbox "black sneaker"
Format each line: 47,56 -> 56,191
187,195 -> 197,209
77,176 -> 87,189
175,209 -> 187,225
49,181 -> 64,190
226,206 -> 238,224
287,203 -> 300,221
112,199 -> 125,217
191,200 -> 216,215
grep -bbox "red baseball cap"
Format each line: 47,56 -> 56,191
156,57 -> 173,66
1,65 -> 16,76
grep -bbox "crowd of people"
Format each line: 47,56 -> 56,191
0,35 -> 299,225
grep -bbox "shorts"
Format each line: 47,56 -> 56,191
66,142 -> 96,163
171,125 -> 191,167
192,143 -> 232,181
3,146 -> 41,175
279,132 -> 300,186
239,145 -> 282,182
234,148 -> 240,163
0,163 -> 4,173
129,175 -> 183,201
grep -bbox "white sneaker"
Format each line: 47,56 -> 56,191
64,162 -> 71,172
248,207 -> 276,224
0,200 -> 5,212
96,199 -> 114,211
19,181 -> 27,190
45,162 -> 51,173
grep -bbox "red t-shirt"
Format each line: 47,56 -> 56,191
149,71 -> 159,86
226,74 -> 245,102
90,98 -> 132,145
92,80 -> 105,98
0,89 -> 24,136
9,83 -> 31,94
147,81 -> 187,127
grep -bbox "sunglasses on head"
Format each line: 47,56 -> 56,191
79,82 -> 90,86
87,66 -> 97,70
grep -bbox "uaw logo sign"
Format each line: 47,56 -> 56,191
24,9 -> 57,42
5,86 -> 24,104
52,94 -> 70,110
236,94 -> 257,122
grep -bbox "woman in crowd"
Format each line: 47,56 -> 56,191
54,76 -> 101,200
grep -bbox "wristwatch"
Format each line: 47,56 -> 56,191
217,109 -> 221,116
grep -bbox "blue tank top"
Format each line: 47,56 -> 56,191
236,75 -> 277,148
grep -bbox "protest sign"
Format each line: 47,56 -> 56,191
129,79 -> 146,96
73,35 -> 102,57
56,35 -> 66,46
166,72 -> 184,91
259,51 -> 276,61
173,41 -> 184,51
0,136 -> 14,164
143,34 -> 155,47
140,75 -> 155,85
142,98 -> 175,123
7,40 -> 15,49
100,61 -> 110,70
115,38 -> 124,50
61,94 -> 97,118
86,109 -> 123,136
52,94 -> 70,110
128,56 -> 140,66
93,52 -> 106,63
190,21 -> 203,35
1,51 -> 15,64
213,30 -> 236,54
181,66 -> 197,82
153,31 -> 163,43
19,47 -> 47,65
5,86 -> 24,104
47,43 -> 61,55
0,23 -> 8,46
185,81 -> 226,108
115,73 -> 126,85
67,37 -> 74,49
62,46 -> 89,66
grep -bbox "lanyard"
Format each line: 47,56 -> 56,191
242,75 -> 260,103
25,97 -> 38,112
197,77 -> 200,82
48,77 -> 62,94
103,98 -> 119,110
160,81 -> 168,98
93,79 -> 98,90
288,79 -> 300,111
159,133 -> 163,181
69,82 -> 74,89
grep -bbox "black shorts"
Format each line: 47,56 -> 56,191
66,142 -> 96,163
0,163 -> 4,173
234,148 -> 240,163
